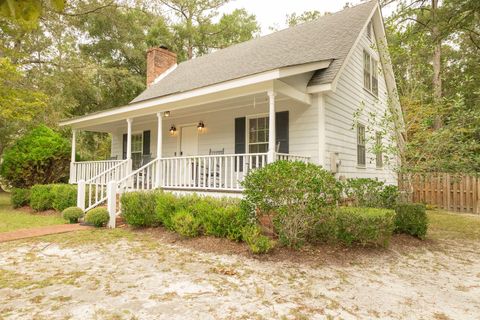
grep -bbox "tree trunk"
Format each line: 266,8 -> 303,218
432,0 -> 442,129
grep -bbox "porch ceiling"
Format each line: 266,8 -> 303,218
76,91 -> 293,133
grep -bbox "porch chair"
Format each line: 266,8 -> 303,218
135,154 -> 153,188
198,148 -> 225,188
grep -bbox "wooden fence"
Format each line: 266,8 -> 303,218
400,173 -> 480,214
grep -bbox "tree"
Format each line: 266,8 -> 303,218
0,0 -> 65,23
286,10 -> 324,27
147,0 -> 259,60
385,0 -> 480,174
0,125 -> 71,188
0,57 -> 47,156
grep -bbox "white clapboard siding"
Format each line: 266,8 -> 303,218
323,24 -> 397,185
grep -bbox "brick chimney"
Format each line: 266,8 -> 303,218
146,46 -> 177,87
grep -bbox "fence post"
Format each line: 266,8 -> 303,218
107,180 -> 117,229
77,180 -> 85,211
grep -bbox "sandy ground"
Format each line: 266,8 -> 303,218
0,230 -> 479,320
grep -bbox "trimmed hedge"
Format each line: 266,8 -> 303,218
51,184 -> 77,212
121,191 -> 159,227
172,209 -> 200,237
29,184 -> 77,212
62,207 -> 84,223
394,203 -> 428,239
85,207 -> 109,227
341,178 -> 399,209
335,207 -> 395,247
314,207 -> 395,247
30,184 -> 55,211
122,191 -> 256,244
11,188 -> 30,208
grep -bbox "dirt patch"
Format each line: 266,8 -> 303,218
1,227 -> 478,320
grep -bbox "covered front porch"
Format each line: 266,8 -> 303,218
68,83 -> 317,189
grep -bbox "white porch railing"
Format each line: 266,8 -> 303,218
70,160 -> 126,184
75,152 -> 311,227
77,160 -> 129,211
276,153 -> 310,162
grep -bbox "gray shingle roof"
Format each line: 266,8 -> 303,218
131,1 -> 376,104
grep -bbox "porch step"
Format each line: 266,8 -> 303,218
115,216 -> 126,228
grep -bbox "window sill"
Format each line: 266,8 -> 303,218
356,165 -> 367,169
363,87 -> 379,99
375,166 -> 384,170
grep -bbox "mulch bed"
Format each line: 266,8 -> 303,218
134,227 -> 433,267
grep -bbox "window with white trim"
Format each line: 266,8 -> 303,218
363,50 -> 378,97
131,133 -> 143,169
248,116 -> 269,153
357,123 -> 366,166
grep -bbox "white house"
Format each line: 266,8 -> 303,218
59,0 -> 403,222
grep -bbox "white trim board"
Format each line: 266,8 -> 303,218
60,60 -> 331,129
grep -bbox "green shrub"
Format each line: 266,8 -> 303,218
341,178 -> 399,209
85,207 -> 110,227
379,185 -> 400,209
0,125 -> 70,188
242,161 -> 341,248
121,191 -> 159,227
334,207 -> 395,247
30,184 -> 55,211
199,199 -> 252,241
394,203 -> 428,239
11,188 -> 30,208
156,192 -> 179,230
51,184 -> 77,212
171,209 -> 200,237
241,225 -> 275,254
62,207 -> 84,223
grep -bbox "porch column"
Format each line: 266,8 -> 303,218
156,112 -> 163,159
155,112 -> 163,188
69,129 -> 77,183
267,90 -> 276,163
126,118 -> 133,173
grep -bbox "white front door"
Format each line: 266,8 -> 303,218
180,125 -> 198,156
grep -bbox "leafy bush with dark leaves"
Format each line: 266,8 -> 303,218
394,203 -> 428,239
242,160 -> 341,248
0,125 -> 70,188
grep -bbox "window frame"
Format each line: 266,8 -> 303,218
363,49 -> 378,97
357,123 -> 366,167
246,114 -> 269,154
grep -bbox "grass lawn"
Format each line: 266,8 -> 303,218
427,209 -> 480,240
0,192 -> 66,233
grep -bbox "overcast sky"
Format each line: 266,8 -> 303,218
219,0 -> 396,35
